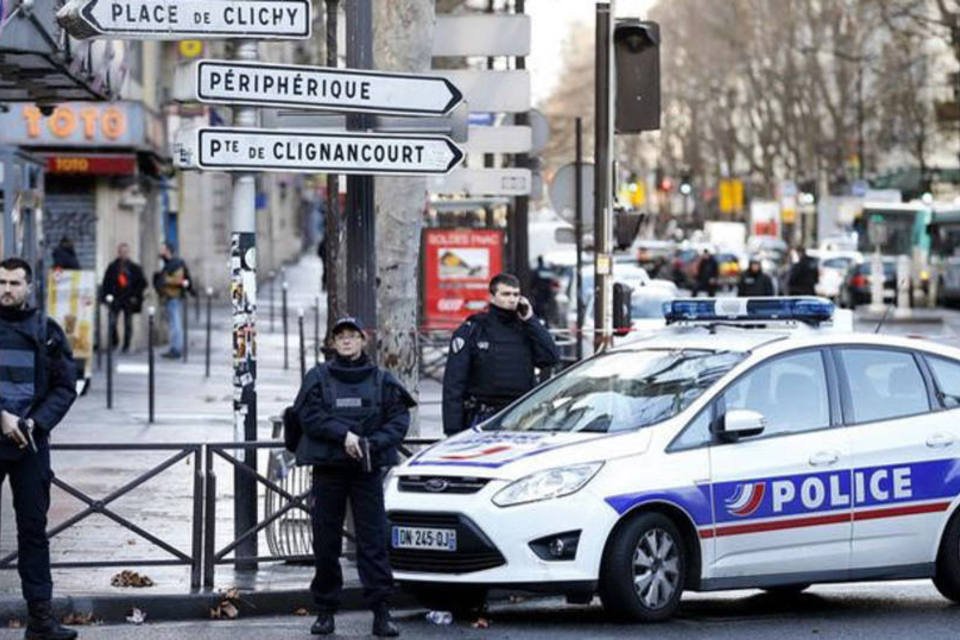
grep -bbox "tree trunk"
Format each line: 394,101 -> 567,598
372,0 -> 435,435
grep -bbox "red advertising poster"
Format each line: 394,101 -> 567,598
422,228 -> 504,330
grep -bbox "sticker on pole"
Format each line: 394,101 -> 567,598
195,127 -> 464,176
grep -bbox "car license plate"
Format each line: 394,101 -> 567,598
391,526 -> 457,551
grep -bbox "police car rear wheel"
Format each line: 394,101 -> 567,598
933,509 -> 960,603
599,513 -> 685,622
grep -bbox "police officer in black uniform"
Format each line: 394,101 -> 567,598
0,257 -> 78,640
736,258 -> 775,297
442,273 -> 560,436
286,317 -> 415,637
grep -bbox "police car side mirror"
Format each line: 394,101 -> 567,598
718,409 -> 766,442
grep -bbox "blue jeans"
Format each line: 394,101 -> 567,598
165,297 -> 183,353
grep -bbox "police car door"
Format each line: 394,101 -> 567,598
836,347 -> 959,571
708,349 -> 852,581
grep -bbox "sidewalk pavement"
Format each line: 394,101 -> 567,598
0,252 -> 443,623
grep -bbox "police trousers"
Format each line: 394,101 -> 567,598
0,446 -> 53,602
310,466 -> 393,613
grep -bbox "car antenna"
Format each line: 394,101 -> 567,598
873,304 -> 893,334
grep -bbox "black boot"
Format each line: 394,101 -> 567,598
25,601 -> 77,640
372,608 -> 399,637
310,613 -> 335,635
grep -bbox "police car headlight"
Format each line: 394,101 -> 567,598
492,463 -> 604,507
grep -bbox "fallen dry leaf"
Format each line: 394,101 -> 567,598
125,608 -> 146,625
62,612 -> 100,626
111,570 -> 154,587
7,619 -> 22,628
471,617 -> 490,629
293,608 -> 309,616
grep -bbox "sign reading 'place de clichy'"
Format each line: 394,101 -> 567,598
195,60 -> 464,116
195,128 -> 464,176
57,0 -> 311,39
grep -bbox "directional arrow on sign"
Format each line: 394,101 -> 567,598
194,60 -> 463,116
57,0 -> 311,40
194,127 -> 464,176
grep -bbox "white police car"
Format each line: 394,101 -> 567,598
385,297 -> 960,621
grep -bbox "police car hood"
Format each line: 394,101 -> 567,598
403,428 -> 651,479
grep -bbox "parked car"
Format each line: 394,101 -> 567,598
839,258 -> 896,308
630,238 -> 677,273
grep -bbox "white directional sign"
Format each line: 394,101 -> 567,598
57,0 -> 311,39
195,127 -> 464,176
194,60 -> 463,116
429,168 -> 532,196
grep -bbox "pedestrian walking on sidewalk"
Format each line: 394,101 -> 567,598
0,257 -> 79,640
152,242 -> 190,359
442,273 -> 560,436
100,243 -> 146,353
284,316 -> 416,637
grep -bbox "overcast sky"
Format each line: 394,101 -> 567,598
526,0 -> 656,104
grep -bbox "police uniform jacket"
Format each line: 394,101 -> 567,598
442,305 -> 560,435
736,270 -> 775,297
290,353 -> 415,469
0,306 -> 77,461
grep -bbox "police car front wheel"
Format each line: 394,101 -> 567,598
599,512 -> 686,622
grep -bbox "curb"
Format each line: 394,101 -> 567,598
0,587 -> 418,624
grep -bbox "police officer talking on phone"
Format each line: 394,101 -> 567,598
442,273 -> 559,436
285,317 -> 415,637
0,257 -> 78,640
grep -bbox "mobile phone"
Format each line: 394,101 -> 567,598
517,300 -> 530,316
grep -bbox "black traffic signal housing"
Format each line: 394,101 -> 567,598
614,19 -> 661,133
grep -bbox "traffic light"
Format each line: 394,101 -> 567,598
679,171 -> 693,196
613,19 -> 661,133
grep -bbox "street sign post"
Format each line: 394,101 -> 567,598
194,59 -> 462,116
194,127 -> 463,175
57,0 -> 311,39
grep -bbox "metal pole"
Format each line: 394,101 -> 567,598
182,281 -> 189,363
282,281 -> 289,370
105,294 -> 114,409
324,0 -> 342,331
148,306 -> 155,424
232,38 -> 259,571
314,295 -> 320,365
95,285 -> 102,371
345,0 -> 377,333
195,284 -> 201,324
269,269 -> 275,333
574,117 -> 584,361
205,286 -> 213,379
593,1 -> 614,351
298,308 -> 306,381
513,0 -> 530,289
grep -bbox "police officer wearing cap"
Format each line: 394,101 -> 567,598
442,273 -> 560,436
285,316 -> 415,637
0,257 -> 78,640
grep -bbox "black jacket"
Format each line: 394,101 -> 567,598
737,270 -> 775,297
442,306 -> 560,435
787,256 -> 819,295
52,245 -> 80,270
0,307 -> 77,459
289,354 -> 415,469
101,258 -> 147,312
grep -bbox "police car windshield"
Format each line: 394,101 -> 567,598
488,349 -> 745,433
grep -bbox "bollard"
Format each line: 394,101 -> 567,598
314,296 -> 320,365
105,294 -> 114,409
95,285 -> 102,371
182,280 -> 190,363
895,255 -> 912,319
869,251 -> 886,314
205,287 -> 213,379
195,285 -> 201,324
299,308 -> 306,381
148,306 -> 155,423
282,281 -> 289,370
269,269 -> 276,333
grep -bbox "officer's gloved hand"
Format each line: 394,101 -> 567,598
0,410 -> 26,448
344,431 -> 363,460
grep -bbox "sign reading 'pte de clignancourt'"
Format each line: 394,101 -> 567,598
67,0 -> 311,39
195,127 -> 465,176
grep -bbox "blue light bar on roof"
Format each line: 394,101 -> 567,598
663,297 -> 835,325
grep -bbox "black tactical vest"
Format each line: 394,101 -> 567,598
467,313 -> 536,404
320,367 -> 384,436
0,313 -> 40,460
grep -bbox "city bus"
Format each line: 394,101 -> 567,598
928,204 -> 960,305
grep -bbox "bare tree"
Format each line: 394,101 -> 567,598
372,0 -> 435,434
